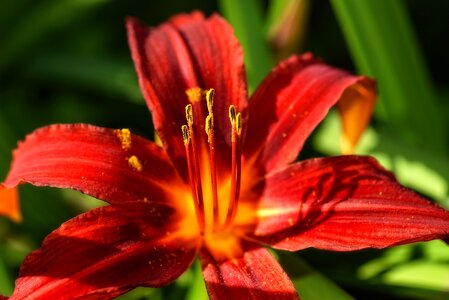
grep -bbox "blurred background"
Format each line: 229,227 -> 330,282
0,0 -> 448,299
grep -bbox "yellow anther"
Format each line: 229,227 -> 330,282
182,125 -> 190,145
128,155 -> 143,172
185,87 -> 203,103
206,89 -> 215,114
185,104 -> 193,125
205,115 -> 213,143
115,128 -> 132,150
229,105 -> 236,125
236,113 -> 242,136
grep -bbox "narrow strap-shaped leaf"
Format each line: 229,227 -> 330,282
330,0 -> 446,153
278,252 -> 354,300
218,0 -> 274,90
0,255 -> 13,297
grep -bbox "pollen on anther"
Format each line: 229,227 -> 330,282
182,125 -> 190,145
185,104 -> 194,125
128,155 -> 143,172
236,113 -> 242,136
115,128 -> 132,150
186,87 -> 203,103
229,105 -> 236,124
205,115 -> 213,142
206,89 -> 215,112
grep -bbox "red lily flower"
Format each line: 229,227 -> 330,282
1,12 -> 449,300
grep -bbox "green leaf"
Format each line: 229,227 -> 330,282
0,254 -> 13,295
357,241 -> 449,292
0,111 -> 19,179
115,287 -> 159,300
382,261 -> 449,291
25,53 -> 143,103
185,261 -> 208,300
330,0 -> 446,153
278,251 -> 354,300
0,0 -> 110,74
218,0 -> 274,91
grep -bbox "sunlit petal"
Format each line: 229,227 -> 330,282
127,13 -> 247,178
2,124 -> 185,205
0,186 -> 21,222
244,53 -> 376,173
252,156 -> 449,251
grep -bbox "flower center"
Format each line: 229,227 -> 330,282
181,88 -> 242,235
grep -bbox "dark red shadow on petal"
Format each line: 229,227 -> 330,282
248,156 -> 388,244
10,203 -> 198,299
249,156 -> 449,251
252,158 -> 378,243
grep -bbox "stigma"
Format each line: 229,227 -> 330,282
181,88 -> 242,235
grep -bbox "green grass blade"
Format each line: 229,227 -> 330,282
0,253 -> 14,295
278,252 -> 354,300
330,0 -> 446,153
185,261 -> 208,300
218,0 -> 274,91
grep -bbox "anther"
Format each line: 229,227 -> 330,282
205,115 -> 213,141
185,104 -> 193,125
236,113 -> 242,136
206,89 -> 215,113
205,88 -> 219,230
182,125 -> 190,145
229,105 -> 236,125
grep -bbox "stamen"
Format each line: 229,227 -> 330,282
182,125 -> 190,145
184,105 -> 205,232
206,89 -> 215,113
236,113 -> 242,136
229,105 -> 236,126
182,125 -> 205,233
205,115 -> 213,143
225,106 -> 242,228
185,104 -> 193,125
205,89 -> 219,230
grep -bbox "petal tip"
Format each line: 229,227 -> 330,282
0,185 -> 22,222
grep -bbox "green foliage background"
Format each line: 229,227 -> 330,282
0,0 -> 448,299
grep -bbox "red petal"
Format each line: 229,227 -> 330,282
252,156 -> 449,251
244,53 -> 376,173
2,124 -> 185,205
0,186 -> 21,222
127,13 -> 247,178
200,243 -> 298,300
10,202 -> 199,299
